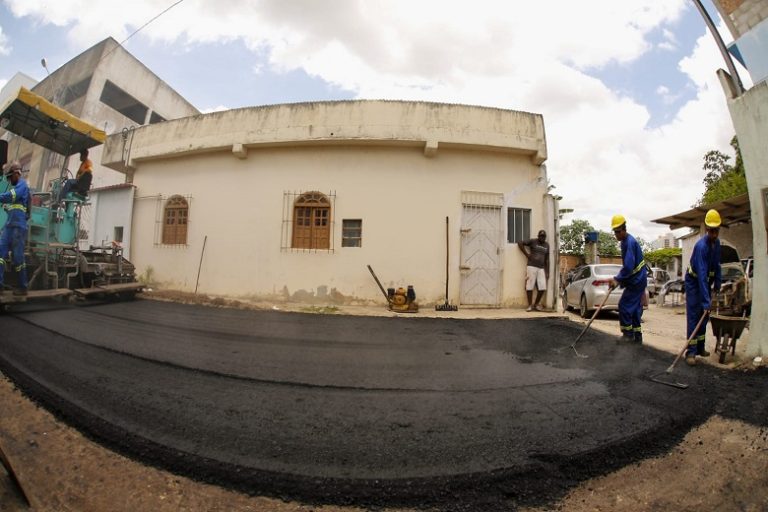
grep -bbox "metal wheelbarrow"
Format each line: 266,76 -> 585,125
710,313 -> 749,364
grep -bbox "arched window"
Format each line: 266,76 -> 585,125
162,195 -> 188,245
292,191 -> 330,249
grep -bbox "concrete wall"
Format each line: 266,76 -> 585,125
714,0 -> 768,37
5,38 -> 199,192
86,185 -> 136,255
103,101 -> 552,307
720,76 -> 768,357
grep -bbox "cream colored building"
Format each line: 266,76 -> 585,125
102,100 -> 558,308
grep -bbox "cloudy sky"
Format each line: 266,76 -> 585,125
0,0 -> 749,242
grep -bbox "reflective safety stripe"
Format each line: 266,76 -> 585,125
620,324 -> 633,331
631,259 -> 646,275
633,326 -> 643,332
7,204 -> 27,212
0,258 -> 4,265
708,271 -> 715,277
687,264 -> 697,278
688,338 -> 698,346
10,189 -> 16,201
14,263 -> 25,271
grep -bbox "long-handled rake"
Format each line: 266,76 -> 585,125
648,310 -> 708,389
557,286 -> 614,358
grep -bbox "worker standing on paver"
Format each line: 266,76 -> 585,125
0,162 -> 30,296
610,215 -> 647,343
684,209 -> 722,366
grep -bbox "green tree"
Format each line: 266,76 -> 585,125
645,248 -> 682,268
559,219 -> 594,256
597,231 -> 620,257
698,136 -> 747,205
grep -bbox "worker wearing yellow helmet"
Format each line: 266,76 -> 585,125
683,209 -> 722,365
610,215 -> 648,343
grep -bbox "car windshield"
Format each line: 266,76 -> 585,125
594,265 -> 621,276
721,266 -> 744,281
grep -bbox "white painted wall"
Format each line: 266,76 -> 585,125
86,186 -> 135,256
127,146 -> 550,306
721,76 -> 768,357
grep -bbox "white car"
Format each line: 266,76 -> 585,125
562,264 -> 622,318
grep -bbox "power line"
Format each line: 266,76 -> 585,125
100,0 -> 188,62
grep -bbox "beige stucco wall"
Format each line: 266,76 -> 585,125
103,101 -> 553,307
720,75 -> 768,357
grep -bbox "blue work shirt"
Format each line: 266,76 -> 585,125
615,233 -> 647,287
0,177 -> 30,229
686,235 -> 721,310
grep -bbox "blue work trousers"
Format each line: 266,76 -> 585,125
684,276 -> 709,356
619,283 -> 644,336
0,226 -> 28,290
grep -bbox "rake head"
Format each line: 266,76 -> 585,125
435,302 -> 458,312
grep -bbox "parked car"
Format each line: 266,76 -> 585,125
646,267 -> 671,297
562,264 -> 623,318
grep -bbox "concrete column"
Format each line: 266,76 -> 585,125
719,71 -> 768,357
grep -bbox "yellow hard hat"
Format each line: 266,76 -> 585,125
611,214 -> 626,230
705,209 -> 721,228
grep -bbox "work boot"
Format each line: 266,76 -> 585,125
621,332 -> 634,342
698,349 -> 711,357
634,332 -> 643,344
685,354 -> 697,366
13,288 -> 27,296
526,305 -> 533,312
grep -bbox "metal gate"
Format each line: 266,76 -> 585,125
459,192 -> 503,306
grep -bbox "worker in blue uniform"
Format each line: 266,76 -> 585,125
0,162 -> 30,296
610,215 -> 647,343
684,209 -> 722,366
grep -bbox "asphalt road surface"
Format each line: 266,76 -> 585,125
0,299 -> 765,510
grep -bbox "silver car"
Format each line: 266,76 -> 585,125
562,264 -> 622,318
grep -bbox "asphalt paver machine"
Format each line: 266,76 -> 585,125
0,87 -> 142,306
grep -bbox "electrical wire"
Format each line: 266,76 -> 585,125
100,0 -> 188,62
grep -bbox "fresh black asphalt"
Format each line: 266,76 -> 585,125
0,299 -> 765,510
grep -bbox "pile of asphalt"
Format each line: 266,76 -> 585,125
0,300 -> 765,511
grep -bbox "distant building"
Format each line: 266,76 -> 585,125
0,72 -> 37,106
651,233 -> 680,250
1,37 -> 199,255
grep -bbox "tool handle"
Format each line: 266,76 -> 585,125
572,287 -> 613,346
666,310 -> 709,372
367,265 -> 392,304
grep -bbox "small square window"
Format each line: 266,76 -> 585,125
114,226 -> 124,243
507,208 -> 531,243
342,219 -> 362,247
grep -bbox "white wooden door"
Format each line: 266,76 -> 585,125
460,205 -> 503,305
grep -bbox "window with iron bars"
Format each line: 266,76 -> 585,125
281,190 -> 336,252
507,207 -> 531,243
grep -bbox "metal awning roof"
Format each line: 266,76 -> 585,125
0,86 -> 106,156
651,193 -> 751,230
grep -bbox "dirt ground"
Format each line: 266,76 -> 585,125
1,292 -> 766,511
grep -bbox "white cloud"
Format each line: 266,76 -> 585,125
0,27 -> 10,56
3,0 -> 737,242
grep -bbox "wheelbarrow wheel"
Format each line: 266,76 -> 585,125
718,333 -> 729,364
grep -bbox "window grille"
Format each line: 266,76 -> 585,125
281,190 -> 336,252
342,219 -> 362,247
162,195 -> 189,245
507,207 -> 531,243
